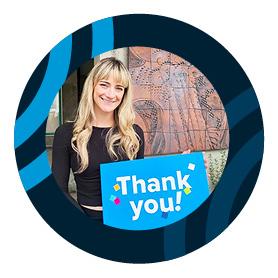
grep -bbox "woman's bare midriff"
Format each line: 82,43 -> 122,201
81,204 -> 103,211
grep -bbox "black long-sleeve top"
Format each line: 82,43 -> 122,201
51,122 -> 145,206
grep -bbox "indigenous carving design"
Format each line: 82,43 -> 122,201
129,47 -> 229,155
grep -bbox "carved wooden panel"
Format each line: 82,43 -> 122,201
129,47 -> 229,156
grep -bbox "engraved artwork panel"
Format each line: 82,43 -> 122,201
129,47 -> 229,156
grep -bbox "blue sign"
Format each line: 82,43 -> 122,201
100,152 -> 209,230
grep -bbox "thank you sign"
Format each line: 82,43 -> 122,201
100,152 -> 209,230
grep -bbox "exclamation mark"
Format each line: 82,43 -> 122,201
175,191 -> 182,211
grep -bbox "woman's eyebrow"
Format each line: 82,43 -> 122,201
99,80 -> 124,87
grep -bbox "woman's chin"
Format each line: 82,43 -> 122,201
98,106 -> 116,113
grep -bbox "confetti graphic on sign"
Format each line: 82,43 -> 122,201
184,187 -> 192,195
114,197 -> 120,205
110,195 -> 116,202
113,184 -> 120,191
188,163 -> 195,171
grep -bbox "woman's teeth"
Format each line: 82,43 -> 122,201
101,97 -> 115,103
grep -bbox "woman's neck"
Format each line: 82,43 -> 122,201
92,110 -> 115,128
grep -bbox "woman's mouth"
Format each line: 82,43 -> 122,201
100,96 -> 116,103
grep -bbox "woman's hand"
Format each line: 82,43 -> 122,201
202,152 -> 210,180
182,149 -> 191,155
182,149 -> 210,181
202,152 -> 208,171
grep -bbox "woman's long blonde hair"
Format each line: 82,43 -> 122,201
71,57 -> 140,173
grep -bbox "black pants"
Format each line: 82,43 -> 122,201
81,205 -> 103,223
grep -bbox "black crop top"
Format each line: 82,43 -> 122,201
51,122 -> 145,207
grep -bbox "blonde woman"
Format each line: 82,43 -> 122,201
52,57 -> 144,221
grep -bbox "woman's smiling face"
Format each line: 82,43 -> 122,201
93,74 -> 126,114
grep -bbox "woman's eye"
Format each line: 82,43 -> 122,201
116,87 -> 124,91
100,83 -> 107,87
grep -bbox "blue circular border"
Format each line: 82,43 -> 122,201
14,14 -> 264,263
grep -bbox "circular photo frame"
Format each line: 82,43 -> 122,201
14,14 -> 264,263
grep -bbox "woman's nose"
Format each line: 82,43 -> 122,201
105,87 -> 117,98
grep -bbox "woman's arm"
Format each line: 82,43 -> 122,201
51,125 -> 71,194
51,124 -> 84,212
